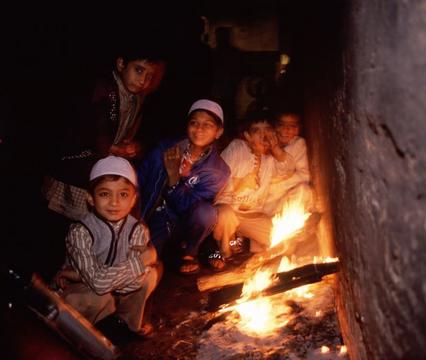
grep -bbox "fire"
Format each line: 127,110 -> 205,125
314,256 -> 339,264
286,284 -> 315,299
233,297 -> 287,335
241,268 -> 273,296
229,189 -> 340,337
269,195 -> 310,248
234,269 -> 287,334
277,256 -> 296,272
231,194 -> 312,336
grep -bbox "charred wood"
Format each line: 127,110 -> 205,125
207,261 -> 339,311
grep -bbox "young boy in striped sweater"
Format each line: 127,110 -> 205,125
54,155 -> 160,337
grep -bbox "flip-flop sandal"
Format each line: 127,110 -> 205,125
208,251 -> 226,272
135,322 -> 155,339
230,236 -> 245,254
179,257 -> 200,275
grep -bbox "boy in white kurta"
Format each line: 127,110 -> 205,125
213,110 -> 295,262
262,112 -> 314,216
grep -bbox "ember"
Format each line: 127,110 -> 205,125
222,268 -> 290,335
198,277 -> 346,359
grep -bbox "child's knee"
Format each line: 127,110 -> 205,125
63,291 -> 114,322
215,204 -> 239,231
189,201 -> 217,228
144,265 -> 161,294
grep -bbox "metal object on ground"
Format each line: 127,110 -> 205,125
6,268 -> 119,360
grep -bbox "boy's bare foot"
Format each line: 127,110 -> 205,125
136,322 -> 154,339
179,255 -> 200,275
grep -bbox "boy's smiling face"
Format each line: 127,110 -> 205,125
116,58 -> 163,95
87,177 -> 136,222
187,110 -> 223,151
275,114 -> 300,146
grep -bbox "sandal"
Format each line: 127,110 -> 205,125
179,256 -> 200,275
208,251 -> 226,272
230,236 -> 245,254
135,322 -> 155,339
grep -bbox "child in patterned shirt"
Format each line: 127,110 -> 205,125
54,155 -> 160,337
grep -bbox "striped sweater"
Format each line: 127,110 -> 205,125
65,212 -> 150,295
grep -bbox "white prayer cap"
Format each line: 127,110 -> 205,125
90,156 -> 137,186
188,99 -> 224,124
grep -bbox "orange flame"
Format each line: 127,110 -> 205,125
232,193 -> 312,335
269,193 -> 310,248
230,187 -> 340,336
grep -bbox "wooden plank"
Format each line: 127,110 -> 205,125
206,261 -> 339,311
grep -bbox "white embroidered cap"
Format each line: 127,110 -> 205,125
188,99 -> 224,124
90,156 -> 137,186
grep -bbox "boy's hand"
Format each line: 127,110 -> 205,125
163,146 -> 181,186
267,131 -> 287,162
131,243 -> 158,267
265,130 -> 279,150
110,140 -> 141,159
54,268 -> 81,290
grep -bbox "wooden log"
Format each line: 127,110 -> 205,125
197,212 -> 321,292
206,261 -> 339,311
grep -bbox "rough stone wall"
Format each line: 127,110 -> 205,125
299,1 -> 426,359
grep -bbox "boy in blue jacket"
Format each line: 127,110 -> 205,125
138,99 -> 230,274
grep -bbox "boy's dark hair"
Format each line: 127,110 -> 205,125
88,175 -> 136,196
240,108 -> 273,134
272,111 -> 301,127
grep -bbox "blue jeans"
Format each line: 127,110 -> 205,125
147,200 -> 217,257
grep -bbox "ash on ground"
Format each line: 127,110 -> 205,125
121,273 -> 347,360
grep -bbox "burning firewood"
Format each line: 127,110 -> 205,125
197,212 -> 321,292
206,261 -> 339,311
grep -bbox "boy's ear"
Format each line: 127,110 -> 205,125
215,127 -> 224,139
131,193 -> 137,208
87,193 -> 95,207
243,130 -> 251,142
116,57 -> 125,72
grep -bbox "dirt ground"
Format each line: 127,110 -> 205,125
114,251 -> 256,359
111,253 -> 346,360
2,244 -> 347,360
